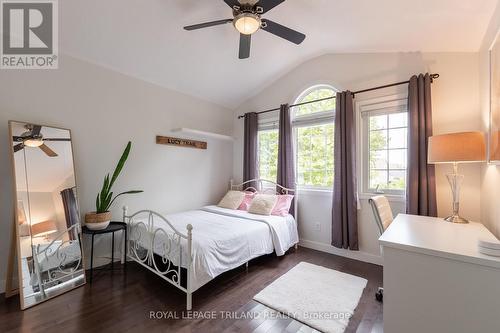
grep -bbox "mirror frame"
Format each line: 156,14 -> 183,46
488,29 -> 500,164
7,120 -> 86,309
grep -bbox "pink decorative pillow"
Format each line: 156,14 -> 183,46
237,191 -> 255,211
271,195 -> 294,217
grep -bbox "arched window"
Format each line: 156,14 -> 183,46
293,85 -> 336,188
257,85 -> 337,188
294,85 -> 336,117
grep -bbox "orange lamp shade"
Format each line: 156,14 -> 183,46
428,131 -> 486,164
31,220 -> 57,237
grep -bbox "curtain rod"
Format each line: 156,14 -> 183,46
237,73 -> 440,119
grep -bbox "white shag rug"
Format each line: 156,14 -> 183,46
253,262 -> 368,333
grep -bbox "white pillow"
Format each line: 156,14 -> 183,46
248,194 -> 278,216
218,191 -> 245,210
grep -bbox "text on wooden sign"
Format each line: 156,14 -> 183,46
156,136 -> 207,149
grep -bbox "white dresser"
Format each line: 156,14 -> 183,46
379,214 -> 500,333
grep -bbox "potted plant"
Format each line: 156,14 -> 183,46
85,141 -> 143,230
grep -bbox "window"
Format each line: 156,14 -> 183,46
294,86 -> 336,188
295,87 -> 336,117
257,85 -> 336,189
360,95 -> 408,195
258,127 -> 279,182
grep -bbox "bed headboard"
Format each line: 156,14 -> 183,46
230,179 -> 298,219
230,179 -> 295,195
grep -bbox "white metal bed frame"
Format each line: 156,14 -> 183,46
122,179 -> 297,310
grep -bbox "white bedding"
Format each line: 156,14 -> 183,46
131,205 -> 298,292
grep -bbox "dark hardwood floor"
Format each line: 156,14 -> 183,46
0,247 -> 383,333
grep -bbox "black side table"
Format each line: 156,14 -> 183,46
82,221 -> 127,283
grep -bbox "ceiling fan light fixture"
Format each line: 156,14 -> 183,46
233,13 -> 261,35
24,138 -> 43,147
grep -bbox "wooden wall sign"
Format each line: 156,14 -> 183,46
156,135 -> 207,150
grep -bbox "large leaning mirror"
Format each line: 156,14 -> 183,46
8,121 -> 85,309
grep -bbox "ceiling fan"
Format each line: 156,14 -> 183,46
183,0 -> 306,59
12,124 -> 71,157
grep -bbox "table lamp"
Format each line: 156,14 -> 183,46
31,220 -> 58,240
427,131 -> 485,223
17,201 -> 27,224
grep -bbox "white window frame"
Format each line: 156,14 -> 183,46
357,93 -> 408,200
292,84 -> 337,191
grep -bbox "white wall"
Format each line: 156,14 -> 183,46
480,2 -> 500,237
25,192 -> 58,229
0,55 -> 233,291
233,52 -> 482,264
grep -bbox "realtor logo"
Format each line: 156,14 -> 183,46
1,0 -> 58,69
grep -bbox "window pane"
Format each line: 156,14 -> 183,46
370,150 -> 388,169
370,130 -> 387,150
296,123 -> 334,187
388,149 -> 407,169
298,133 -> 311,152
370,170 -> 388,189
295,88 -> 335,117
370,115 -> 387,130
258,129 -> 278,182
388,128 -> 407,149
388,170 -> 406,190
365,105 -> 408,193
389,112 -> 407,128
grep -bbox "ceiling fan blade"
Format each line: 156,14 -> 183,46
43,138 -> 71,142
261,19 -> 306,44
239,34 -> 251,59
223,0 -> 241,9
12,136 -> 24,142
184,19 -> 233,31
31,125 -> 42,136
255,0 -> 285,13
13,143 -> 24,152
39,144 -> 58,157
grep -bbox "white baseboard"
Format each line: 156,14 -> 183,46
0,257 -> 122,294
299,239 -> 383,266
0,277 -> 19,294
86,255 -> 124,269
0,245 -> 379,294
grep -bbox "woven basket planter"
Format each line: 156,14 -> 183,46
84,211 -> 112,230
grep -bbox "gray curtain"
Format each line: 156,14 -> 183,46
277,104 -> 296,216
61,188 -> 79,240
332,91 -> 358,250
406,73 -> 437,217
243,112 -> 259,187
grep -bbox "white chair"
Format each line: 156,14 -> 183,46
368,195 -> 394,302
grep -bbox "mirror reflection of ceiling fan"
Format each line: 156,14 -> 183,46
184,0 -> 306,59
12,124 -> 71,157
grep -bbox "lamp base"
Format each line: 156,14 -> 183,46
444,214 -> 469,224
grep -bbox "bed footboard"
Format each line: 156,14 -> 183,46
123,206 -> 193,310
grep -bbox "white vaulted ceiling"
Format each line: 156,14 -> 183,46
60,0 -> 498,109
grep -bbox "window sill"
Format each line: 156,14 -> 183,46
297,187 -> 333,195
358,192 -> 406,203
